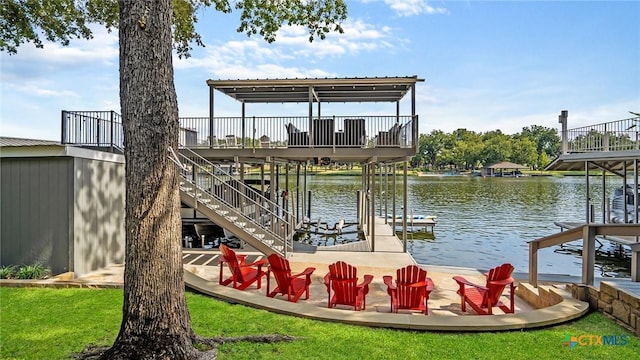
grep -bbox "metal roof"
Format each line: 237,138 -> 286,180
206,76 -> 425,103
485,161 -> 528,169
0,137 -> 60,147
545,151 -> 640,174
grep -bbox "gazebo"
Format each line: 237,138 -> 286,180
482,161 -> 528,177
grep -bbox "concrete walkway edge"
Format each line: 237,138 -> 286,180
183,269 -> 589,332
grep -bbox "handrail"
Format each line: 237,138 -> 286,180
558,112 -> 640,154
528,224 -> 640,286
176,147 -> 295,255
177,160 -> 291,255
61,110 -> 416,150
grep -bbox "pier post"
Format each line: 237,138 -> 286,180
371,162 -> 376,252
392,165 -> 397,231
582,225 -> 596,286
559,110 -> 568,154
529,241 -> 539,287
632,243 -> 640,282
403,161 -> 408,252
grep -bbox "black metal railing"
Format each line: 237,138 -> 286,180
61,110 -> 417,150
61,110 -> 124,151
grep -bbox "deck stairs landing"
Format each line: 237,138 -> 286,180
176,148 -> 294,256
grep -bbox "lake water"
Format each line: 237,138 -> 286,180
291,174 -> 633,278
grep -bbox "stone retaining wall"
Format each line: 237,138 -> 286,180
568,282 -> 640,337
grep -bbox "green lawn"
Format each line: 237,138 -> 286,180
1,287 -> 637,359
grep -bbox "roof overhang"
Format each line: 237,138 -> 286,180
486,161 -> 528,169
0,137 -> 124,163
206,76 -> 425,104
545,151 -> 640,175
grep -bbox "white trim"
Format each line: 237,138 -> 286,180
0,144 -> 124,163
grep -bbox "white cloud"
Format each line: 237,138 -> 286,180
4,82 -> 79,98
0,26 -> 118,68
175,18 -> 398,79
384,0 -> 448,17
418,85 -> 639,137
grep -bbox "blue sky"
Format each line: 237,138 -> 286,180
1,0 -> 638,141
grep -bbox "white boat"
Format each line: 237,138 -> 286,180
387,213 -> 437,228
611,184 -> 639,223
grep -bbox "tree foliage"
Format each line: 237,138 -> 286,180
0,0 -> 118,54
415,126 -> 561,171
1,0 -> 346,57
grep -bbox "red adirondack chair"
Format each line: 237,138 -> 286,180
218,244 -> 266,290
452,263 -> 516,315
323,261 -> 373,311
266,253 -> 315,303
383,265 -> 434,315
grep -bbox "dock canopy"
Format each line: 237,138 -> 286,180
482,161 -> 528,177
206,76 -> 424,104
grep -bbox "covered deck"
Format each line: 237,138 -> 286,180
61,76 -> 424,165
194,76 -> 423,164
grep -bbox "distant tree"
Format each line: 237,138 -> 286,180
1,1 -> 347,359
510,137 -> 537,168
417,130 -> 448,170
412,133 -> 429,168
517,125 -> 560,158
481,130 -> 512,165
452,129 -> 482,170
538,151 -> 550,171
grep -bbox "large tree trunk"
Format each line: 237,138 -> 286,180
101,1 -> 197,358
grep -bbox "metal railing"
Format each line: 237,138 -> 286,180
61,110 -> 124,152
61,110 -> 417,150
177,148 -> 295,255
564,117 -> 640,153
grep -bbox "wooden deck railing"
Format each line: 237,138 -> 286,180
61,111 -> 417,150
528,224 -> 640,286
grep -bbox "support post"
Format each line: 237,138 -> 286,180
241,103 -> 246,149
585,162 -> 590,223
371,163 -> 376,252
559,110 -> 568,154
296,163 -> 300,225
384,164 -> 389,223
307,190 -> 312,221
392,164 -> 397,231
403,161 -> 408,252
582,225 -> 596,286
110,110 -> 115,151
209,85 -> 215,148
602,170 -> 606,223
529,241 -> 539,287
631,243 -> 640,282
